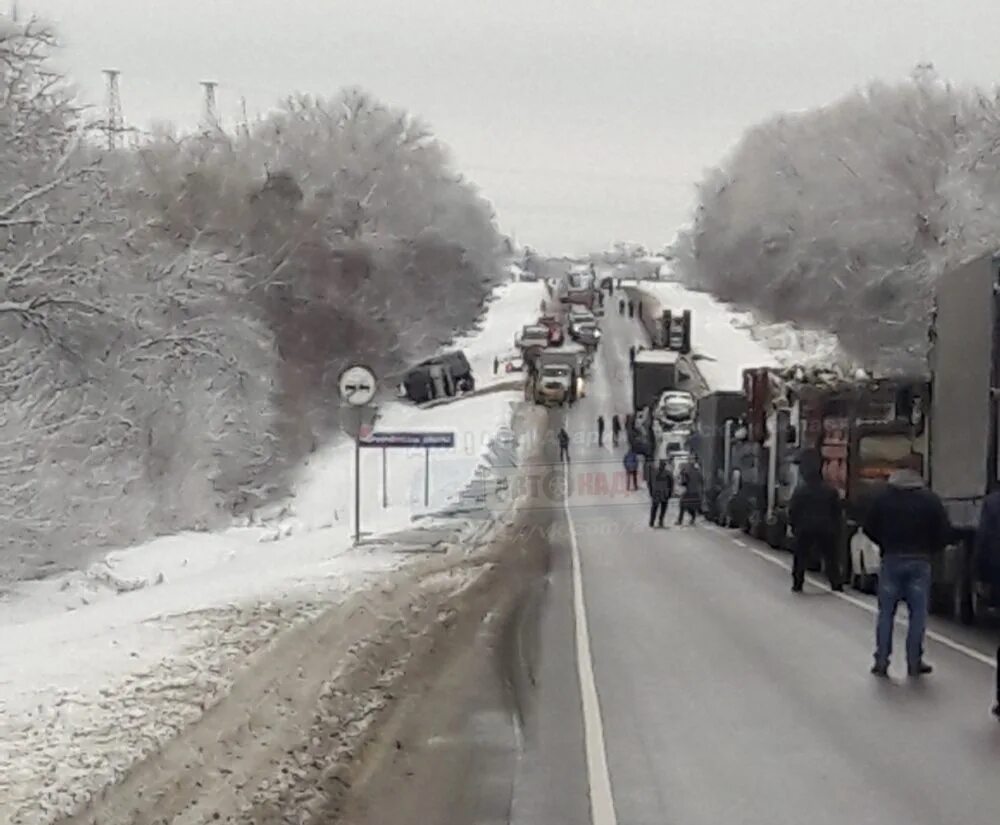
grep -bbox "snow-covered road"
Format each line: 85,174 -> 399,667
0,281 -> 543,825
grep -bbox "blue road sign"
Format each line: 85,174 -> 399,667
360,431 -> 456,449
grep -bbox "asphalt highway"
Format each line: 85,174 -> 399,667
509,291 -> 1000,825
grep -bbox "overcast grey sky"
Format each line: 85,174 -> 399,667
19,0 -> 1000,254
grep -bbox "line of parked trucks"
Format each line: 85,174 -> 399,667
683,251 -> 1000,624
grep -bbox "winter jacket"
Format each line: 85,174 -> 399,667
623,451 -> 639,472
789,474 -> 842,536
611,416 -> 622,433
862,469 -> 949,559
974,490 -> 1000,579
650,467 -> 674,502
597,416 -> 605,433
558,430 -> 570,448
680,465 -> 704,506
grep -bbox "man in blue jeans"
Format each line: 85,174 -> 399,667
862,466 -> 950,678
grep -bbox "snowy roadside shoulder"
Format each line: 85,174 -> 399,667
0,283 -> 545,825
49,403 -> 548,825
0,400 -> 540,825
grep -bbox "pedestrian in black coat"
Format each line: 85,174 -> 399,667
597,415 -> 606,447
789,461 -> 843,592
677,460 -> 704,525
648,461 -> 674,528
976,490 -> 1000,717
558,428 -> 571,463
978,490 -> 1000,718
627,301 -> 635,319
611,414 -> 622,446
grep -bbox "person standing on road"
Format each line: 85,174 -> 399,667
629,345 -> 636,369
558,427 -> 571,463
597,415 -> 606,447
788,456 -> 844,593
973,489 -> 1000,717
611,414 -> 622,447
618,298 -> 625,315
493,355 -> 500,375
623,449 -> 639,491
677,459 -> 704,525
863,465 -> 950,678
648,461 -> 674,528
628,300 -> 635,318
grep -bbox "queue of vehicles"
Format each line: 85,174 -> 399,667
683,250 -> 1000,623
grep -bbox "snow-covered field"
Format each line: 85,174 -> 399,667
632,280 -> 846,390
0,281 -> 543,825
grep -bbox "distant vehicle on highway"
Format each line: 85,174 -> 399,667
516,324 -> 550,351
504,354 -> 525,373
655,390 -> 695,425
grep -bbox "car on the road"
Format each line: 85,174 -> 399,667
571,320 -> 601,347
516,324 -> 550,351
504,354 -> 525,373
655,390 -> 696,425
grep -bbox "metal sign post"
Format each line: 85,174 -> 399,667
382,447 -> 388,509
338,364 -> 378,546
358,431 -> 456,512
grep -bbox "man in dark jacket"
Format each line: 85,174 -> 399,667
974,490 -> 1000,717
596,415 -> 606,447
618,298 -> 625,315
788,460 -> 843,593
558,427 -> 571,463
623,449 -> 639,491
863,467 -> 950,678
676,459 -> 704,525
648,461 -> 674,528
611,414 -> 622,447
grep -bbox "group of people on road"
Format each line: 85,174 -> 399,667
788,450 -> 1000,714
644,458 -> 702,528
595,414 -> 624,448
617,299 -> 644,320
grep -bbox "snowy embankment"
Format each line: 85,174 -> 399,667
631,280 -> 847,390
0,281 -> 543,825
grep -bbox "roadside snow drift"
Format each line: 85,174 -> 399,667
633,280 -> 844,391
0,280 -> 543,825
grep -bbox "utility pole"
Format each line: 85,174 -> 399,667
200,80 -> 218,131
103,69 -> 125,151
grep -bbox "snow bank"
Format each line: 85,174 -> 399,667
634,281 -> 848,391
0,280 -> 543,825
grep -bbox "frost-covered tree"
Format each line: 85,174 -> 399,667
673,68 -> 1000,374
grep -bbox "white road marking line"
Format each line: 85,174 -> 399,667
563,494 -> 619,825
737,540 -> 997,668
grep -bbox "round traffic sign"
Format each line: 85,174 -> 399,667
338,364 -> 377,406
